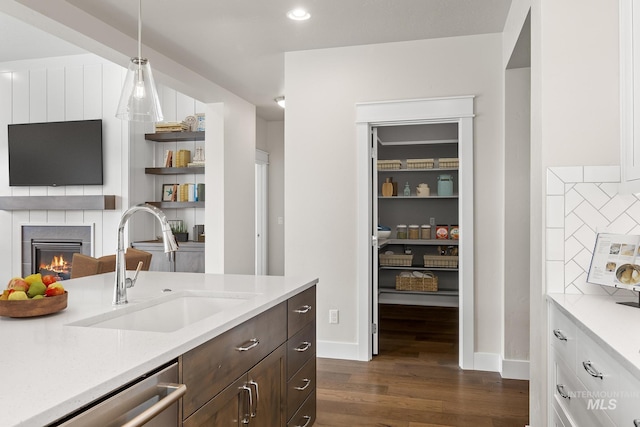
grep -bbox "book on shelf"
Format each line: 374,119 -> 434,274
175,150 -> 191,168
155,121 -> 190,133
163,150 -> 173,167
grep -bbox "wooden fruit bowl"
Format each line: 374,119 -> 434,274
0,292 -> 68,318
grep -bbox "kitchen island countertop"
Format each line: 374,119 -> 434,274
0,271 -> 318,427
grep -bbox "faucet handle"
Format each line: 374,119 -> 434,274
126,261 -> 144,288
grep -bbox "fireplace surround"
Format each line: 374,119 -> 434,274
22,225 -> 93,279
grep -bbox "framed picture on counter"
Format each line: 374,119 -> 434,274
161,184 -> 177,202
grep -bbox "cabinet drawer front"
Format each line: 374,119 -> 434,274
287,321 -> 316,380
575,328 -> 619,396
182,302 -> 287,418
549,304 -> 577,371
287,357 -> 316,421
613,367 -> 640,426
288,286 -> 316,339
553,358 -> 593,427
287,391 -> 316,427
183,374 -> 246,427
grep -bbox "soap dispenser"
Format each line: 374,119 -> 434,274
403,182 -> 411,196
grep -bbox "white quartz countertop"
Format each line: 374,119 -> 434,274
0,271 -> 318,427
547,293 -> 640,380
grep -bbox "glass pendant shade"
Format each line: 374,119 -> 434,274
116,57 -> 163,122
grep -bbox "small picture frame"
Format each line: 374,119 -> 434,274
162,184 -> 177,202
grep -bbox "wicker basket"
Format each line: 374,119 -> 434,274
379,253 -> 413,266
406,158 -> 435,169
423,255 -> 459,268
395,272 -> 438,291
377,160 -> 402,170
438,157 -> 459,169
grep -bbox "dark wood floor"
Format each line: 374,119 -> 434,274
315,304 -> 529,426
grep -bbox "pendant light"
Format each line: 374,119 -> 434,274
115,0 -> 163,122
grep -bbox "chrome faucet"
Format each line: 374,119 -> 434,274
113,203 -> 178,305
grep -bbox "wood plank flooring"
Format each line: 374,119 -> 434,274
315,305 -> 529,426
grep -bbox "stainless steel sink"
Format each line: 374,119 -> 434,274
68,291 -> 253,333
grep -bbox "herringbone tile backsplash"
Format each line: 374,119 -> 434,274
546,166 -> 639,296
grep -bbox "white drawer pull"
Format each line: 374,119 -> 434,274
553,329 -> 568,341
236,338 -> 260,352
294,341 -> 312,352
294,378 -> 311,391
556,384 -> 570,399
294,305 -> 312,314
582,360 -> 603,379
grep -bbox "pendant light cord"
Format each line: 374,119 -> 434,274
137,0 -> 142,60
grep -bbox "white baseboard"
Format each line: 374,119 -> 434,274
317,343 -> 531,380
317,340 -> 366,361
473,352 -> 531,380
502,358 -> 530,380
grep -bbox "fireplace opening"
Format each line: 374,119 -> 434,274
32,240 -> 83,280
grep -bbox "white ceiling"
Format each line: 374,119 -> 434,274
0,0 -> 513,120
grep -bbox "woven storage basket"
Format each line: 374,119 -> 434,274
395,272 -> 438,291
423,255 -> 459,268
377,160 -> 402,170
438,157 -> 459,168
379,253 -> 413,266
406,158 -> 435,169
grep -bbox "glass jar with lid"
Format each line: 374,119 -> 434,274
396,224 -> 407,239
420,225 -> 431,240
408,224 -> 420,239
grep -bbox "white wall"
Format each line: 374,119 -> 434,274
0,53 -> 129,277
504,0 -> 621,424
285,34 -> 504,356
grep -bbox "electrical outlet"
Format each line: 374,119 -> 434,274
429,217 -> 435,226
329,309 -> 339,324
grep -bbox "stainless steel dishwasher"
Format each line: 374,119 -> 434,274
52,361 -> 185,427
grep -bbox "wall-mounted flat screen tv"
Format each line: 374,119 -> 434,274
8,119 -> 103,186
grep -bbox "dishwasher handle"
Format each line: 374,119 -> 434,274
120,382 -> 187,427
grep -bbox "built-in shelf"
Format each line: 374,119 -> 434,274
145,167 -> 204,175
146,201 -> 204,209
377,167 -> 459,173
379,238 -> 459,247
144,131 -> 205,142
0,195 -> 116,211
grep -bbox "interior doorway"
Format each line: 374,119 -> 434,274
355,96 -> 475,368
255,149 -> 269,275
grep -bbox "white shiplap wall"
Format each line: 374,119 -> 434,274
0,54 -> 129,277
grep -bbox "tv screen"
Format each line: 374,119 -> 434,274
8,119 -> 103,186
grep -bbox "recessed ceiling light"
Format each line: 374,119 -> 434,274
286,9 -> 311,21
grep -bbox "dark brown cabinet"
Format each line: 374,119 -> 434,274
181,285 -> 317,426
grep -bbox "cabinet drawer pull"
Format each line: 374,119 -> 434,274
294,305 -> 312,314
582,361 -> 603,379
294,415 -> 312,427
248,380 -> 259,417
240,385 -> 252,424
634,419 -> 640,427
553,329 -> 568,341
294,378 -> 311,391
236,338 -> 260,352
556,384 -> 570,399
294,341 -> 312,352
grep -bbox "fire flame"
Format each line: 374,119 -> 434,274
40,254 -> 71,274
